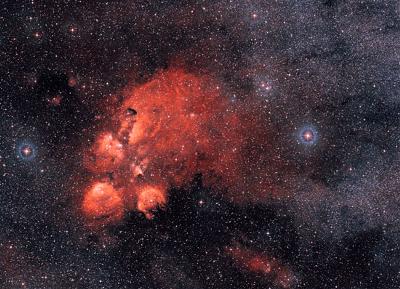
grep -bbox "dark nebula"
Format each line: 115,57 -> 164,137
1,1 -> 399,289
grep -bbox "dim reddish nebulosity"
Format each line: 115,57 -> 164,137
226,244 -> 296,288
47,95 -> 63,106
81,68 -> 284,224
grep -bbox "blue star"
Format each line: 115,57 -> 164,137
17,142 -> 37,161
298,125 -> 318,146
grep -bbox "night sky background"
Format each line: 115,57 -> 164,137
1,1 -> 400,288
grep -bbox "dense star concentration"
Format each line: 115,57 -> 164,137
0,1 -> 399,289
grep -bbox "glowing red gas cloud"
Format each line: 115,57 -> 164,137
226,244 -> 296,288
82,181 -> 124,225
81,68 -> 284,224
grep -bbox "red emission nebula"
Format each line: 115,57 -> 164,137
81,68 -> 283,225
226,245 -> 296,288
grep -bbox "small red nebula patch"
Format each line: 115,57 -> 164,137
226,245 -> 296,288
68,76 -> 77,87
82,181 -> 124,224
47,95 -> 62,106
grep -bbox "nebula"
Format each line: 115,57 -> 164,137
81,68 -> 283,224
226,244 -> 296,288
84,132 -> 125,173
82,181 -> 124,225
136,185 -> 167,219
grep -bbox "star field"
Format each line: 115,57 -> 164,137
0,1 -> 400,289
